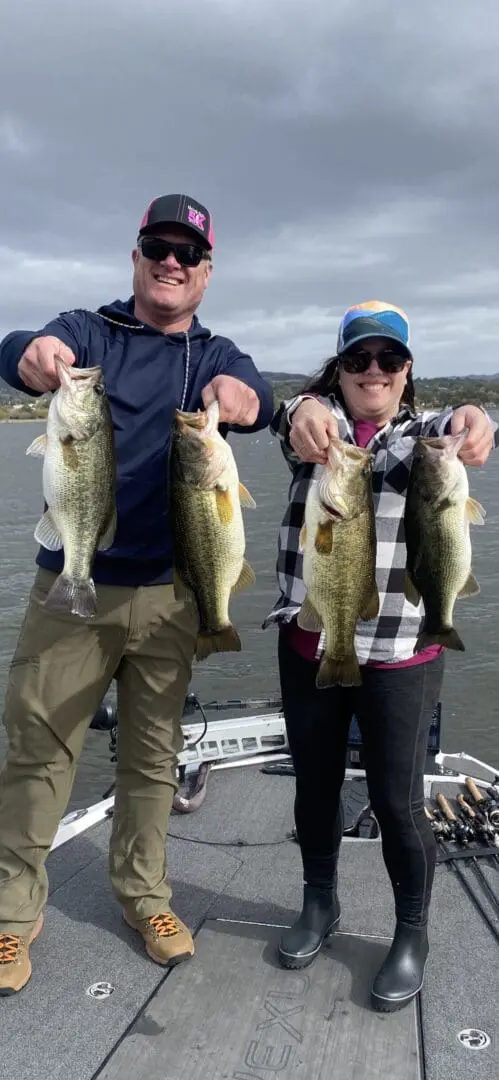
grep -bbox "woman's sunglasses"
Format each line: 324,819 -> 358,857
138,236 -> 210,268
340,348 -> 409,374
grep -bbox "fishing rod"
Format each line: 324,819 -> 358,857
463,781 -> 499,857
435,793 -> 499,917
456,793 -> 499,865
465,777 -> 499,832
425,805 -> 499,943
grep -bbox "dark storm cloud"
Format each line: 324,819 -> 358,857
1,0 -> 498,374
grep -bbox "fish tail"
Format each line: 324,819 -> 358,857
316,653 -> 361,689
196,624 -> 242,661
43,574 -> 98,619
415,627 -> 465,653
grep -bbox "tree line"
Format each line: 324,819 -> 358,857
1,375 -> 499,421
269,376 -> 499,411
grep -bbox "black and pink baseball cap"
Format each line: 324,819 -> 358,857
138,193 -> 214,250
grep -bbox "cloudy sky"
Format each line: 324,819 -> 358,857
1,0 -> 499,376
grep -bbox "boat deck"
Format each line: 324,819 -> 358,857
2,765 -> 498,1080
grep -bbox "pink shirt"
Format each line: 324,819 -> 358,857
281,418 -> 442,669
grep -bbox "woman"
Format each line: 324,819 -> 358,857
264,300 -> 497,1012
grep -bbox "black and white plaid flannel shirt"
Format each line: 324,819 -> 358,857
263,395 -> 498,664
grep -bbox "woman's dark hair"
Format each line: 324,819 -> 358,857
302,354 -> 415,411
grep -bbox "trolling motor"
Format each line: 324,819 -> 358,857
98,692 -> 214,812
97,691 -> 287,812
89,703 -> 115,731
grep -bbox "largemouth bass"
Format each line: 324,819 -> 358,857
170,401 -> 256,661
26,358 -> 116,618
404,429 -> 485,652
298,438 -> 379,688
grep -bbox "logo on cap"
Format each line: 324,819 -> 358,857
188,206 -> 206,231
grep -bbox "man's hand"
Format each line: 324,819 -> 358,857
202,374 -> 259,426
18,336 -> 76,393
289,399 -> 340,464
451,405 -> 495,466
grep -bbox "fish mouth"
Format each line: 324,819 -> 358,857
328,438 -> 371,464
175,401 -> 220,437
416,428 -> 470,458
55,357 -> 103,388
175,409 -> 208,432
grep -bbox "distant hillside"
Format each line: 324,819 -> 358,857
263,372 -> 499,410
0,373 -> 499,421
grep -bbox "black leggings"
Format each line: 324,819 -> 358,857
278,633 -> 445,926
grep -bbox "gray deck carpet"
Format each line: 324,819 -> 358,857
98,921 -> 422,1080
0,764 -> 496,1080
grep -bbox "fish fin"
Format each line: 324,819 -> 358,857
415,628 -> 465,653
239,482 -> 256,509
60,438 -> 79,471
196,625 -> 242,661
232,559 -> 256,593
314,521 -> 333,554
43,574 -> 97,619
316,653 -> 361,689
360,587 -> 379,621
215,487 -> 234,525
97,507 -> 117,551
297,596 -> 323,633
34,510 -> 63,552
298,524 -> 307,552
26,433 -> 48,458
458,571 -> 480,598
404,569 -> 421,607
466,497 -> 486,525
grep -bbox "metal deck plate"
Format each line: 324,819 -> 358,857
99,919 -> 422,1080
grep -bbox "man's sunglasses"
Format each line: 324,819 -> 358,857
138,236 -> 210,268
340,348 -> 409,374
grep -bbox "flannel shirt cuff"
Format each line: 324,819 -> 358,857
270,393 -> 328,438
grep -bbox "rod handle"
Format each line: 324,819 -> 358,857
465,777 -> 485,803
456,793 -> 475,818
436,793 -> 457,821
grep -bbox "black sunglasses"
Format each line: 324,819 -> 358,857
138,236 -> 210,268
340,348 -> 409,374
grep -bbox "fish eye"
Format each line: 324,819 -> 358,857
94,383 -> 105,396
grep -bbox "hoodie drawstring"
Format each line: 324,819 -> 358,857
180,331 -> 191,411
88,311 -> 192,412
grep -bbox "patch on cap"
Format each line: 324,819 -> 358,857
337,300 -> 410,355
138,193 -> 214,249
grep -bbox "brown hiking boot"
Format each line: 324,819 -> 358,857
0,913 -> 44,996
124,910 -> 194,966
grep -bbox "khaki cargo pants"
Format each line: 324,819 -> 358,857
0,568 -> 199,936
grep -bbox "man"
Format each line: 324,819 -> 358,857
0,193 -> 274,994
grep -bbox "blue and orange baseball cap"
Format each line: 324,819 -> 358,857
138,193 -> 214,250
337,301 -> 411,356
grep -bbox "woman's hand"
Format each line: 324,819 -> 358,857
451,405 -> 495,466
289,399 -> 339,464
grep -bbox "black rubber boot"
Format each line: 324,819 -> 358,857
371,921 -> 429,1012
278,885 -> 341,970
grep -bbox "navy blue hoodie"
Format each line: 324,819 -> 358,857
0,297 -> 274,586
